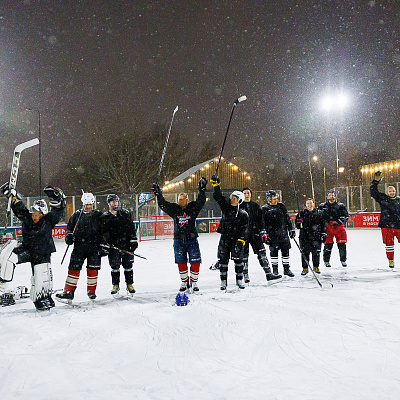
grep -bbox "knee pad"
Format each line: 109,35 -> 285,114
30,263 -> 53,303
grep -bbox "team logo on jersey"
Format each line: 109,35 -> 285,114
177,212 -> 190,227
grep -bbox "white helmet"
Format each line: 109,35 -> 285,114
81,192 -> 95,205
230,190 -> 245,205
29,199 -> 48,215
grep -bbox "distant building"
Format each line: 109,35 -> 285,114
361,160 -> 400,186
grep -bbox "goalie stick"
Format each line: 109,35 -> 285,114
4,138 -> 40,235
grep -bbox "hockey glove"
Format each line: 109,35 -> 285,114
336,216 -> 347,226
151,183 -> 162,197
295,218 -> 303,229
234,238 -> 246,254
289,229 -> 296,239
0,182 -> 22,200
130,239 -> 138,252
320,233 -> 327,243
99,245 -> 109,257
210,175 -> 220,187
65,233 -> 74,246
44,186 -> 65,207
198,177 -> 208,192
373,171 -> 382,182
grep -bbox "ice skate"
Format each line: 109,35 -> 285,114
56,290 -> 75,301
111,284 -> 120,295
313,266 -> 321,274
236,277 -> 245,289
191,282 -> 199,292
324,261 -> 331,268
127,283 -> 136,294
389,259 -> 395,268
244,273 -> 250,284
341,261 -> 347,268
220,280 -> 227,291
87,291 -> 97,300
283,266 -> 295,277
272,266 -> 279,275
301,268 -> 308,276
179,281 -> 190,292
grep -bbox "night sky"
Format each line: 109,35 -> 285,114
0,1 -> 399,190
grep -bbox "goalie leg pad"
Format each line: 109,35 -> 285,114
30,263 -> 54,305
0,239 -> 18,282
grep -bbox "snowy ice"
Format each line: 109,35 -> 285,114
1,229 -> 400,399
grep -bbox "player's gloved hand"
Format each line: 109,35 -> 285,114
260,230 -> 268,243
130,239 -> 138,252
234,238 -> 246,254
289,229 -> 296,239
44,186 -> 65,207
295,218 -> 303,229
373,171 -> 382,182
99,244 -> 109,257
152,183 -> 162,197
198,177 -> 208,192
320,233 -> 327,243
210,175 -> 220,187
65,232 -> 74,245
0,182 -> 21,200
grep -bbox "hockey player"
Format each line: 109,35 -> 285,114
0,184 -> 66,310
318,189 -> 349,268
261,190 -> 296,277
241,187 -> 281,282
100,194 -> 138,295
370,171 -> 400,268
152,177 -> 207,292
56,192 -> 103,301
295,198 -> 327,275
211,175 -> 249,290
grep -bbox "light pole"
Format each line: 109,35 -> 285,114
26,108 -> 41,196
319,92 -> 350,189
308,154 -> 318,200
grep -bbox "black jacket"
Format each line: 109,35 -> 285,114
66,209 -> 103,248
11,198 -> 65,256
156,190 -> 206,239
213,186 -> 248,242
262,202 -> 292,242
318,201 -> 348,225
101,209 -> 137,250
295,208 -> 326,241
240,200 -> 263,235
370,180 -> 400,229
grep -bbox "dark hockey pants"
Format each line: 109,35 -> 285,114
323,243 -> 346,263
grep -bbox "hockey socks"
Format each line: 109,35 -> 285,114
178,263 -> 189,283
190,263 -> 200,284
64,269 -> 80,293
87,268 -> 98,295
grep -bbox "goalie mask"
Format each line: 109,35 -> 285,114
81,192 -> 95,205
230,190 -> 245,205
29,199 -> 48,215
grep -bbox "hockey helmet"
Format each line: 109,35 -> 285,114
230,190 -> 245,205
326,189 -> 337,199
107,194 -> 119,203
266,190 -> 279,202
29,199 -> 48,215
81,192 -> 95,205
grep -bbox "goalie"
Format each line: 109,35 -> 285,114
0,184 -> 66,310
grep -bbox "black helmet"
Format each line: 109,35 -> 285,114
266,190 -> 279,202
107,194 -> 120,203
326,189 -> 337,199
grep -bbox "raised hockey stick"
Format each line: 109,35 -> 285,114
215,95 -> 247,176
293,237 -> 333,289
100,244 -> 147,260
4,139 -> 40,234
155,106 -> 179,185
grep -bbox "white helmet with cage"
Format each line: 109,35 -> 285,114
81,192 -> 95,205
29,199 -> 48,215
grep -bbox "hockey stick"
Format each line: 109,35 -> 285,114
4,139 -> 40,235
61,206 -> 85,264
100,244 -> 147,260
215,95 -> 247,176
293,237 -> 333,289
155,106 -> 179,185
282,157 -> 301,213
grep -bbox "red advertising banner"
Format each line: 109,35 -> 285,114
348,213 -> 380,228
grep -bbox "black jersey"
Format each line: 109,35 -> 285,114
66,209 -> 103,248
101,209 -> 137,250
213,186 -> 248,242
295,208 -> 326,241
156,190 -> 206,239
240,200 -> 263,234
11,198 -> 65,256
318,201 -> 348,225
262,202 -> 292,242
370,180 -> 400,229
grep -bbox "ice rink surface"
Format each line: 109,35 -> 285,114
2,229 -> 400,400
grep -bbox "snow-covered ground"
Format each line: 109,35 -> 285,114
2,229 -> 400,400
